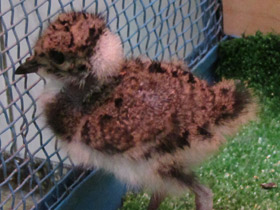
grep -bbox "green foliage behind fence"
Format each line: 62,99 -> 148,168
215,32 -> 280,98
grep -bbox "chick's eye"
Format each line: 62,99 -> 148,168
49,50 -> 65,64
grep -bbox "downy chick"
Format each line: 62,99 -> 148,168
15,12 -> 257,210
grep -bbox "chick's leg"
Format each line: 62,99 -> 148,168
147,193 -> 166,210
190,181 -> 213,210
176,173 -> 213,210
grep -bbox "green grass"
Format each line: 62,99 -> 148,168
121,97 -> 280,210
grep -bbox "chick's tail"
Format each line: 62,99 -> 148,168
212,80 -> 258,136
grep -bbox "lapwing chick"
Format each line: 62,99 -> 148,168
16,12 -> 257,210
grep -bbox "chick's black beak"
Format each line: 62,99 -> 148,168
15,58 -> 40,75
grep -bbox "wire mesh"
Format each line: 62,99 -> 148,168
0,0 -> 223,209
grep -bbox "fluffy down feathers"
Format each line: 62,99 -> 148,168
44,58 -> 256,195
15,11 -> 257,204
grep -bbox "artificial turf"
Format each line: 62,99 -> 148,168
121,97 -> 280,210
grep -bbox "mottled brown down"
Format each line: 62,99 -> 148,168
16,11 -> 257,210
35,12 -> 105,56
45,58 -> 255,160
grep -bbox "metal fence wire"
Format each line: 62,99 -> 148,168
0,0 -> 223,209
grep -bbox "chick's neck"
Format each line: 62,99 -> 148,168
60,74 -> 122,112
